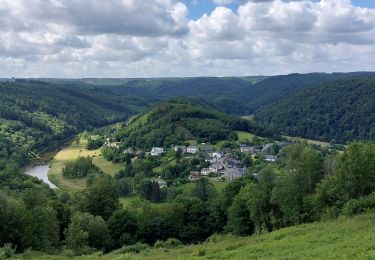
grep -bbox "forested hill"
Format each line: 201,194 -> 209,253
0,81 -> 147,167
255,78 -> 375,143
114,99 -> 276,149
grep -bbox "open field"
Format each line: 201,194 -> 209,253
284,135 -> 331,148
18,212 -> 375,259
236,131 -> 255,142
48,137 -> 123,192
241,115 -> 254,121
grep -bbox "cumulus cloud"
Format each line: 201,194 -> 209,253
0,0 -> 375,77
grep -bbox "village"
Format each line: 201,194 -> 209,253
143,140 -> 289,187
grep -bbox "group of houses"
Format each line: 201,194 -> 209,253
140,140 -> 289,184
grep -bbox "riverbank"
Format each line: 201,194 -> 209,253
48,137 -> 123,193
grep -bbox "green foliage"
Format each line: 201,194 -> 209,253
115,100 -> 275,150
0,243 -> 16,258
256,78 -> 375,142
74,175 -> 120,220
154,238 -> 183,249
65,212 -> 111,254
341,192 -> 375,216
63,156 -> 96,179
313,143 -> 375,219
137,179 -> 161,203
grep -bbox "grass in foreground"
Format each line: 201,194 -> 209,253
17,212 -> 375,259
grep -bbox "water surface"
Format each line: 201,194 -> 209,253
24,164 -> 58,189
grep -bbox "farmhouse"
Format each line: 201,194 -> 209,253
151,147 -> 164,156
187,145 -> 199,154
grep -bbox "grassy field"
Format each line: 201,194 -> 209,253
236,131 -> 255,142
48,137 -> 123,192
284,135 -> 331,148
18,212 -> 375,259
241,115 -> 254,121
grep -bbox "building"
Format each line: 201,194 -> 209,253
189,171 -> 200,181
174,146 -> 187,153
240,146 -> 259,154
201,168 -> 211,175
151,147 -> 164,156
212,151 -> 224,159
209,163 -> 224,173
265,155 -> 277,162
262,143 -> 274,153
187,145 -> 199,154
155,180 -> 167,188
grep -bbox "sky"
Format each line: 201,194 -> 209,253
1,0 -> 375,78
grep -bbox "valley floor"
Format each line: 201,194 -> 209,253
18,212 -> 375,260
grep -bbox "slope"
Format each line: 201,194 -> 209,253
255,78 -> 375,143
0,80 -> 145,167
114,99 -> 276,149
18,212 -> 375,259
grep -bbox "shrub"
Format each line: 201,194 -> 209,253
0,243 -> 16,259
154,238 -> 183,249
342,193 -> 375,216
117,243 -> 149,254
197,248 -> 206,257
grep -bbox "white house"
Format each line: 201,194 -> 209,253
201,168 -> 211,175
187,145 -> 199,154
151,147 -> 164,156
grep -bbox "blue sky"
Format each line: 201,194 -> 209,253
183,0 -> 375,19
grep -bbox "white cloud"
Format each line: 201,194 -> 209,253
0,0 -> 375,77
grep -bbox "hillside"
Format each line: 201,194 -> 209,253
17,213 -> 375,259
0,81 -> 146,168
256,78 -> 375,143
114,99 -> 276,149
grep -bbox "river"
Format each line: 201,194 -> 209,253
24,164 -> 58,189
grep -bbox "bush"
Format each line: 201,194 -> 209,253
117,243 -> 149,254
154,238 -> 183,249
0,244 -> 16,259
342,193 -> 375,216
197,248 -> 206,257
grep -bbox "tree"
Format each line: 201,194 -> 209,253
108,209 -> 138,248
192,177 -> 216,202
79,176 -> 120,220
226,185 -> 254,236
271,143 -> 323,225
312,143 -> 375,218
246,168 -> 276,232
65,212 -> 111,254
